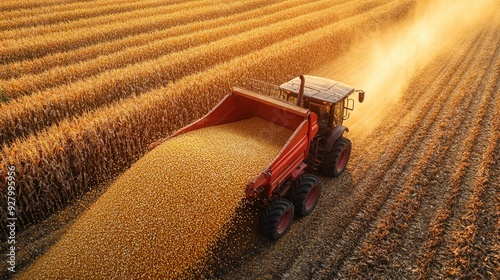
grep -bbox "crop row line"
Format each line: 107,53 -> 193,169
0,0 -> 213,40
345,45 -> 455,182
0,0 -> 340,97
494,162 -> 500,280
0,0 -> 313,80
442,41 -> 500,278
0,0 -> 276,64
0,0 -> 94,13
344,27 -> 499,277
415,28 -> 500,279
0,0 -> 384,146
0,0 -> 188,31
315,22 -> 482,277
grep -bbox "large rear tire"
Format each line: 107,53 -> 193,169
289,174 -> 321,218
259,198 -> 294,240
320,137 -> 351,177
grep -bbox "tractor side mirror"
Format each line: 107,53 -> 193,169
358,90 -> 365,103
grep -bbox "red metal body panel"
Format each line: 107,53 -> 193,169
170,87 -> 319,200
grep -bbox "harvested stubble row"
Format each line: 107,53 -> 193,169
0,0 -> 345,98
0,0 -> 292,79
0,0 -> 388,145
314,27 -> 486,276
416,34 -> 500,279
0,0 -> 415,233
0,0 -> 188,31
444,68 -> 500,277
343,26 -> 499,277
0,0 -> 271,64
495,170 -> 500,273
18,117 -> 292,279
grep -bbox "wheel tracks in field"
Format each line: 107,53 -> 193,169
0,0 -> 278,64
0,0 -> 416,235
0,0 -> 290,80
0,0 -> 387,146
439,36 -> 500,278
341,26 -> 500,278
312,27 -> 486,278
346,55 -> 452,183
493,148 -> 500,277
0,0 -> 208,40
336,52 -> 478,275
415,28 -> 500,279
493,67 -> 500,279
339,17 -> 480,191
0,0 -> 338,97
0,0 -> 188,31
355,33 -> 491,276
468,30 -> 500,279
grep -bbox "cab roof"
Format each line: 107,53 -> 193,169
279,75 -> 354,104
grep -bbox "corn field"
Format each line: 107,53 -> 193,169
1,0 -> 499,278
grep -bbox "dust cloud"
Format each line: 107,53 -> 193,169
312,0 -> 497,138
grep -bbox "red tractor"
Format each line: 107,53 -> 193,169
165,75 -> 364,239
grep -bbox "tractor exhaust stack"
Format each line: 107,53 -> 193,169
297,75 -> 305,107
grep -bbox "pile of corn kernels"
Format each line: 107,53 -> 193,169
18,117 -> 292,279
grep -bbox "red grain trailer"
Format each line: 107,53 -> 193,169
155,75 -> 364,239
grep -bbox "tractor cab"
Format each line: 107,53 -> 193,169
279,75 -> 364,134
245,75 -> 365,178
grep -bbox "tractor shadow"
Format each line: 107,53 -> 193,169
200,170 -> 358,278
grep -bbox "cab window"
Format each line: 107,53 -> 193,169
308,102 -> 331,127
333,102 -> 344,126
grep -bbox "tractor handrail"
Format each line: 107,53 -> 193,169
232,87 -> 309,117
248,79 -> 284,99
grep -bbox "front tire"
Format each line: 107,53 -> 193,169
260,198 -> 294,240
289,174 -> 322,217
320,137 -> 352,177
